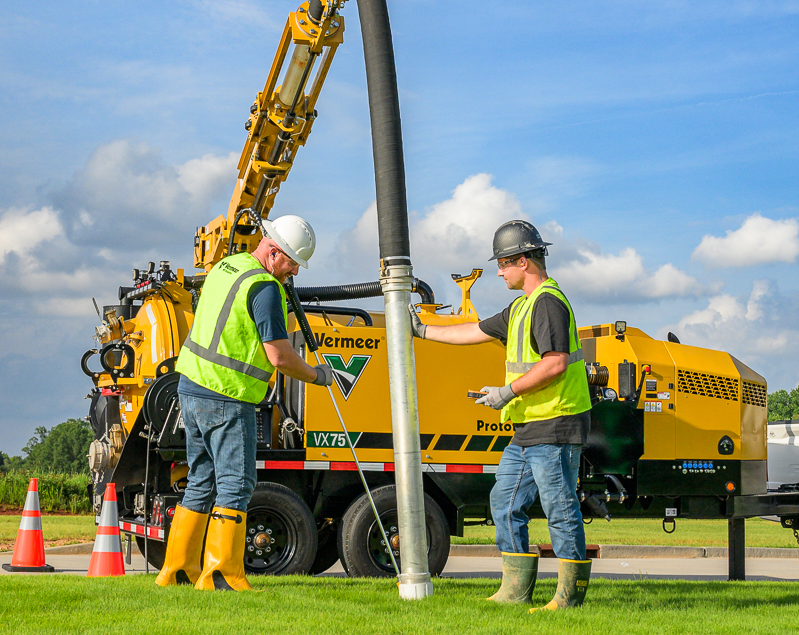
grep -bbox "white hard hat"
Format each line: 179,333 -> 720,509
265,215 -> 316,268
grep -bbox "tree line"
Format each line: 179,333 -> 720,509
0,418 -> 93,474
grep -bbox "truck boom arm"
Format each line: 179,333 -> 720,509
193,0 -> 346,271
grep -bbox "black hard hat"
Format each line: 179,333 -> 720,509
489,220 -> 551,261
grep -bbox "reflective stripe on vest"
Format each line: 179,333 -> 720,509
501,278 -> 591,424
183,268 -> 274,383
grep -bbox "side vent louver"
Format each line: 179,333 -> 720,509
677,370 -> 739,401
742,381 -> 767,407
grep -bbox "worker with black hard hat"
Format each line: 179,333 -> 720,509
408,220 -> 592,611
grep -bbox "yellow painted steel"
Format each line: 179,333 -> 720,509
94,275 -> 194,438
581,324 -> 767,463
301,314 -> 767,468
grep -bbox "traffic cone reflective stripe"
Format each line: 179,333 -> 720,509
87,483 -> 125,577
2,478 -> 54,573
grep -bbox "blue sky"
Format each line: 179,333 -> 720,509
1,1 -> 798,454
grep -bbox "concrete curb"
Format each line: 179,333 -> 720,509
450,544 -> 799,559
43,541 -> 143,555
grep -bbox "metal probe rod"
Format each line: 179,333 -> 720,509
311,347 -> 399,576
282,275 -> 399,576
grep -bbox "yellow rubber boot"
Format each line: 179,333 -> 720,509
195,507 -> 252,591
530,559 -> 591,612
155,505 -> 209,587
487,553 -> 539,603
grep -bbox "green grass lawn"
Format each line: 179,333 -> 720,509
2,515 -> 797,552
0,575 -> 796,635
453,517 -> 799,548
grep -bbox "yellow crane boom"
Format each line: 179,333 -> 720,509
193,0 -> 347,271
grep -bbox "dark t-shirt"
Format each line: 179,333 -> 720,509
178,280 -> 288,402
478,291 -> 590,447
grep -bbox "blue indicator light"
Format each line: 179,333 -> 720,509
692,462 -> 697,468
682,462 -> 687,469
709,462 -> 713,469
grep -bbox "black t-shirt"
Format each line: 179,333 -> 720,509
478,291 -> 590,447
178,280 -> 288,402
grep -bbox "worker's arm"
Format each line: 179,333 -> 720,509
251,282 -> 331,386
476,293 -> 573,410
264,339 -> 331,386
408,304 -> 495,345
510,351 -> 568,396
476,351 -> 567,409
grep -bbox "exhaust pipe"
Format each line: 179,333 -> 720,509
357,0 -> 432,600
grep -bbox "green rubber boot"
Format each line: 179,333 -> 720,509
530,559 -> 591,612
487,553 -> 539,603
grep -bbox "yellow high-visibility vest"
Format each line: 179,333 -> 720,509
175,252 -> 287,403
501,278 -> 591,424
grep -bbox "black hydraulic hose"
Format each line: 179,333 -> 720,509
290,305 -> 374,327
226,207 -> 250,257
413,279 -> 434,305
295,279 -> 435,304
283,277 -> 318,353
356,0 -> 410,265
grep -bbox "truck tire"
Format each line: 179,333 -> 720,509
337,485 -> 450,578
135,537 -> 166,571
308,521 -> 340,574
244,482 -> 318,575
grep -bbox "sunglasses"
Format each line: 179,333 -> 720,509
497,256 -> 524,271
272,248 -> 299,268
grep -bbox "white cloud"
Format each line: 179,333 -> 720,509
335,174 -> 712,308
177,151 -> 239,206
692,213 -> 799,267
411,174 -> 526,272
551,247 -> 707,303
0,140 -> 238,320
53,139 -> 237,253
0,206 -> 63,264
669,280 -> 799,388
336,174 -> 529,277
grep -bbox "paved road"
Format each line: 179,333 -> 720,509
2,551 -> 797,581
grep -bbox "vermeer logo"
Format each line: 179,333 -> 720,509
313,332 -> 382,350
322,353 -> 371,400
219,261 -> 240,274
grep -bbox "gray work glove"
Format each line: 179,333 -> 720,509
407,303 -> 427,339
312,363 -> 333,387
475,384 -> 516,410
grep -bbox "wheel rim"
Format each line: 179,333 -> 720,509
244,506 -> 298,574
366,509 -> 431,574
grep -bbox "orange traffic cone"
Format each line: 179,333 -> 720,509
2,478 -> 54,572
87,483 -> 125,577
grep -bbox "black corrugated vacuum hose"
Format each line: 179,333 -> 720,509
295,279 -> 434,304
357,0 -> 410,266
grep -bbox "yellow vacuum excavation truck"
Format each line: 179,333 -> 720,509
82,0 -> 799,580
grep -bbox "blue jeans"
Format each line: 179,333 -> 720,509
179,394 -> 257,513
490,443 -> 586,560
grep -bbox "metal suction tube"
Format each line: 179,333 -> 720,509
357,0 -> 432,600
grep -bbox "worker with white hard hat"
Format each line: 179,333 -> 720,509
157,214 -> 332,591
